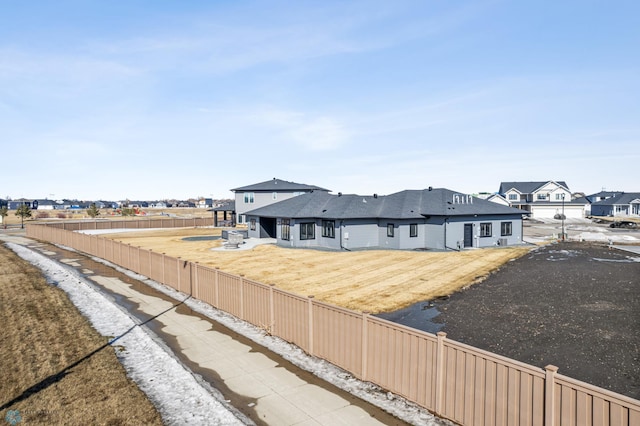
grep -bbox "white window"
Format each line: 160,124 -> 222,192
508,194 -> 518,201
244,192 -> 254,203
536,193 -> 547,201
501,221 -> 512,236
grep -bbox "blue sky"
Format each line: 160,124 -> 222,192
1,1 -> 638,201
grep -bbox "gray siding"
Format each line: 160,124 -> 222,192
246,214 -> 523,251
235,191 -> 305,222
443,215 -> 522,249
340,220 -> 380,250
590,205 -> 612,216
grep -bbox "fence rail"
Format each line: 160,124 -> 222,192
26,220 -> 640,426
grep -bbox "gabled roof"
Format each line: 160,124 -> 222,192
231,178 -> 330,193
590,192 -> 640,206
586,191 -> 623,199
499,181 -> 569,195
245,188 -> 525,219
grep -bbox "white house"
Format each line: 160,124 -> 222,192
499,181 -> 586,219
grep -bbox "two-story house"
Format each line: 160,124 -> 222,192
231,178 -> 330,225
499,181 -> 586,219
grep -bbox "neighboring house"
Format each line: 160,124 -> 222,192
586,191 -> 623,204
244,187 -> 525,251
590,193 -> 640,217
498,181 -> 586,219
33,199 -> 56,210
197,198 -> 213,209
231,178 -> 330,224
7,199 -> 37,209
486,193 -> 510,206
149,201 -> 168,209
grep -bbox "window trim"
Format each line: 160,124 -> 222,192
501,221 -> 512,236
410,223 -> 418,238
480,222 -> 492,237
387,223 -> 394,238
300,222 -> 315,240
322,220 -> 335,238
249,218 -> 256,231
244,192 -> 255,203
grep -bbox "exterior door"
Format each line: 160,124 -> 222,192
463,224 -> 473,248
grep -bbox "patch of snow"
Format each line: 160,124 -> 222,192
83,252 -> 448,425
8,241 -> 449,425
7,243 -> 247,426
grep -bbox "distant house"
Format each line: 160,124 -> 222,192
197,198 -> 213,209
231,178 -> 330,225
498,181 -> 586,219
486,193 -> 510,206
590,193 -> 640,217
586,191 -> 623,204
244,188 -> 525,251
149,201 -> 168,209
7,199 -> 37,210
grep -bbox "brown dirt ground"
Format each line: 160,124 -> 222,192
101,227 -> 532,313
0,244 -> 163,425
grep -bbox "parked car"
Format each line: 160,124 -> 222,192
609,221 -> 638,229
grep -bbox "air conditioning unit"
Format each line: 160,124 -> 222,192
498,238 -> 508,246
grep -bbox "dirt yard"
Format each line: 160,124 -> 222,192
0,243 -> 162,425
432,241 -> 640,399
100,227 -> 532,313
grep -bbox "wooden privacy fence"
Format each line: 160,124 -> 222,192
26,220 -> 640,426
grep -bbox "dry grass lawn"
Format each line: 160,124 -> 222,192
0,244 -> 162,425
103,227 -> 532,313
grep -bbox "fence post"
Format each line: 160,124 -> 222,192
193,262 -> 199,299
269,284 -> 275,335
239,274 -> 245,320
177,257 -> 181,292
361,311 -> 369,381
308,295 -> 315,355
435,331 -> 447,415
214,267 -> 220,307
545,365 -> 559,426
162,253 -> 166,284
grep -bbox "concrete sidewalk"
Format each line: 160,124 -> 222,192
1,231 -> 442,425
86,273 -> 404,425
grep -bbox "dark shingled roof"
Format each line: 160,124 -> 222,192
231,178 -> 330,193
499,181 -> 569,194
590,192 -> 640,206
245,188 -> 526,219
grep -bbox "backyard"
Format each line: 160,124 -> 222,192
100,227 -> 532,313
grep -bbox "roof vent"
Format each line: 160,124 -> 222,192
373,193 -> 378,198
338,192 -> 342,196
428,186 -> 433,191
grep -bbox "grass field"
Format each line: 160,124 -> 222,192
102,227 -> 532,313
0,244 -> 162,425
